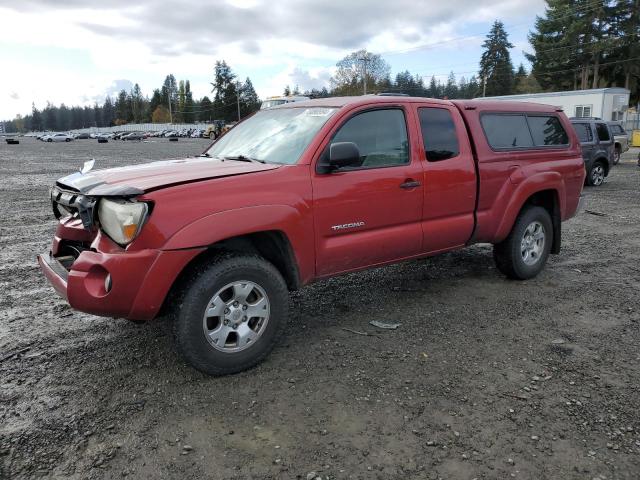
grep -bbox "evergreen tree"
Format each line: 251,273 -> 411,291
130,83 -> 144,123
239,77 -> 261,117
444,72 -> 459,98
115,90 -> 130,124
183,80 -> 195,123
102,97 -> 115,126
211,60 -> 238,121
428,76 -> 439,98
466,76 -> 480,98
199,96 -> 213,122
479,20 -> 515,96
43,102 -> 57,131
283,85 -> 291,96
31,103 -> 42,131
149,89 -> 163,122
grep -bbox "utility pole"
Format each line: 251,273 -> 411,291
236,81 -> 241,122
361,54 -> 370,95
482,75 -> 487,98
168,93 -> 173,124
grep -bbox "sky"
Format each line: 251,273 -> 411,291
0,0 -> 547,120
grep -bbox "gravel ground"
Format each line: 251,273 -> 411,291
1,137 -> 639,480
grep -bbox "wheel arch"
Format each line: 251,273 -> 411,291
494,179 -> 563,255
159,229 -> 302,319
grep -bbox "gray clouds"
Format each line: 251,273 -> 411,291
1,0 -> 539,57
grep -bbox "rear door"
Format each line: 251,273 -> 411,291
572,122 -> 595,163
312,106 -> 424,276
414,104 -> 476,253
595,122 -> 614,165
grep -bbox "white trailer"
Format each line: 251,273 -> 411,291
479,88 -> 630,122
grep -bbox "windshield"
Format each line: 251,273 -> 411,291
206,107 -> 336,164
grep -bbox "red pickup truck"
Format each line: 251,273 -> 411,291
38,96 -> 585,375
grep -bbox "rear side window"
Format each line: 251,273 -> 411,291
573,123 -> 592,142
610,124 -> 624,135
481,114 -> 533,149
527,116 -> 569,146
595,123 -> 611,142
418,107 -> 460,161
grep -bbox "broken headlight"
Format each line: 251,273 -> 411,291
98,198 -> 149,246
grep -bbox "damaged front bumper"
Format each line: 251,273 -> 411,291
38,220 -> 204,321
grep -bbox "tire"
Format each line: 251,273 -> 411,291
172,253 -> 289,376
586,160 -> 606,186
613,147 -> 621,165
65,138 -> 71,142
493,205 -> 553,280
47,138 -> 52,142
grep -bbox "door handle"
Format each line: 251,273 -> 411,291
400,179 -> 421,189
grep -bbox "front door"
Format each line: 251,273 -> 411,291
312,107 -> 424,277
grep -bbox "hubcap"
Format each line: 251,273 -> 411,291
591,165 -> 604,186
521,221 -> 545,266
202,281 -> 270,353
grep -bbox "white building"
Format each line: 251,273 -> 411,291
479,87 -> 631,121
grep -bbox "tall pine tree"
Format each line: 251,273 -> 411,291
479,20 -> 515,96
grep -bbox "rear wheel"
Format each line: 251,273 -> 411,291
613,146 -> 621,165
586,160 -> 606,186
173,253 -> 289,376
493,205 -> 553,280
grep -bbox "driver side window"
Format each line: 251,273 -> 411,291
331,109 -> 409,169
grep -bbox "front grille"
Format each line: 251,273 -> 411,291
50,186 -> 96,229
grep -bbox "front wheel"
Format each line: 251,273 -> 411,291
586,161 -> 606,186
493,205 -> 553,280
173,253 -> 289,375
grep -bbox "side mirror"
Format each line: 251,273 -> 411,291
328,142 -> 361,169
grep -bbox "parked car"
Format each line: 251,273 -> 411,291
570,118 -> 614,186
45,133 -> 74,143
74,133 -> 90,140
38,96 -> 584,375
607,122 -> 630,165
122,132 -> 145,141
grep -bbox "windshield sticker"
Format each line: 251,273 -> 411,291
302,108 -> 334,117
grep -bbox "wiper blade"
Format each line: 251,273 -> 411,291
224,155 -> 266,164
199,152 -> 210,157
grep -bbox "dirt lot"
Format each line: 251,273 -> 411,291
1,137 -> 639,480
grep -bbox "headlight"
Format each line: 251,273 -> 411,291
98,198 -> 149,246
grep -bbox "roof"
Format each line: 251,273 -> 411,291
452,99 -> 565,113
477,87 -> 630,101
273,95 -> 454,109
271,95 -> 566,113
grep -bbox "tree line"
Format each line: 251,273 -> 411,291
5,63 -> 261,133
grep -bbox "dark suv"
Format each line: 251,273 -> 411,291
570,118 -> 614,186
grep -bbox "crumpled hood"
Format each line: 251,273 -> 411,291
56,157 -> 281,195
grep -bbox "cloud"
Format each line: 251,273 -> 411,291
288,67 -> 333,92
4,0 -> 544,58
9,92 -> 19,100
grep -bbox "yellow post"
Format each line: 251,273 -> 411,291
632,130 -> 640,147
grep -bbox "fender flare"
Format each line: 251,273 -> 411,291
162,204 -> 315,283
494,172 -> 565,243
